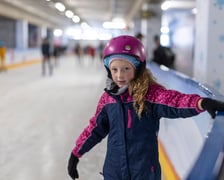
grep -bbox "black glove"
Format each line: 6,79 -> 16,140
68,153 -> 79,179
201,98 -> 224,118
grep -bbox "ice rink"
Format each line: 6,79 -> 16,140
0,55 -> 108,180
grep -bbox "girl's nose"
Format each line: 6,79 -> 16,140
117,70 -> 123,78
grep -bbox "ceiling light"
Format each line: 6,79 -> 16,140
161,0 -> 196,10
65,10 -> 74,18
72,15 -> 80,23
55,2 -> 65,12
160,26 -> 169,34
53,29 -> 63,37
161,1 -> 171,11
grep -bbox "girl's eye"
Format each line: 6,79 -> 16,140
125,67 -> 130,71
111,68 -> 117,72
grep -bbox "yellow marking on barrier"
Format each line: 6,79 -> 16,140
6,59 -> 41,70
159,139 -> 180,180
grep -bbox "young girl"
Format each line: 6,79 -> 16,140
68,35 -> 224,180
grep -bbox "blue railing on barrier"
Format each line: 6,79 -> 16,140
147,62 -> 224,180
187,111 -> 224,180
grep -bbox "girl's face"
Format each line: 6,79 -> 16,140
109,59 -> 135,88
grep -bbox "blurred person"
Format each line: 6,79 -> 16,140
74,43 -> 82,64
0,40 -> 7,72
135,32 -> 144,42
41,37 -> 53,76
52,44 -> 60,67
87,45 -> 96,63
152,35 -> 175,69
98,42 -> 104,60
67,35 -> 224,180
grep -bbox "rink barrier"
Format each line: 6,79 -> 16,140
5,48 -> 42,65
186,111 -> 224,180
148,62 -> 224,180
6,59 -> 41,70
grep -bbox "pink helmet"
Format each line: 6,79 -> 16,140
103,35 -> 146,62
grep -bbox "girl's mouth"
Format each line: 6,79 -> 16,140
116,81 -> 126,86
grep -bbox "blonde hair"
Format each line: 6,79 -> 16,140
128,68 -> 157,118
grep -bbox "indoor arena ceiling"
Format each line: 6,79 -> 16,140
0,0 -> 195,29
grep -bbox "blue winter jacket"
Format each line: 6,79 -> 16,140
72,84 -> 203,180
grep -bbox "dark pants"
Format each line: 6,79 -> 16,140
42,55 -> 53,76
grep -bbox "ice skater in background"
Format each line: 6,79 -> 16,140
68,35 -> 224,180
41,37 -> 53,76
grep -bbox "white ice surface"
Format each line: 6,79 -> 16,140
0,56 -> 107,180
